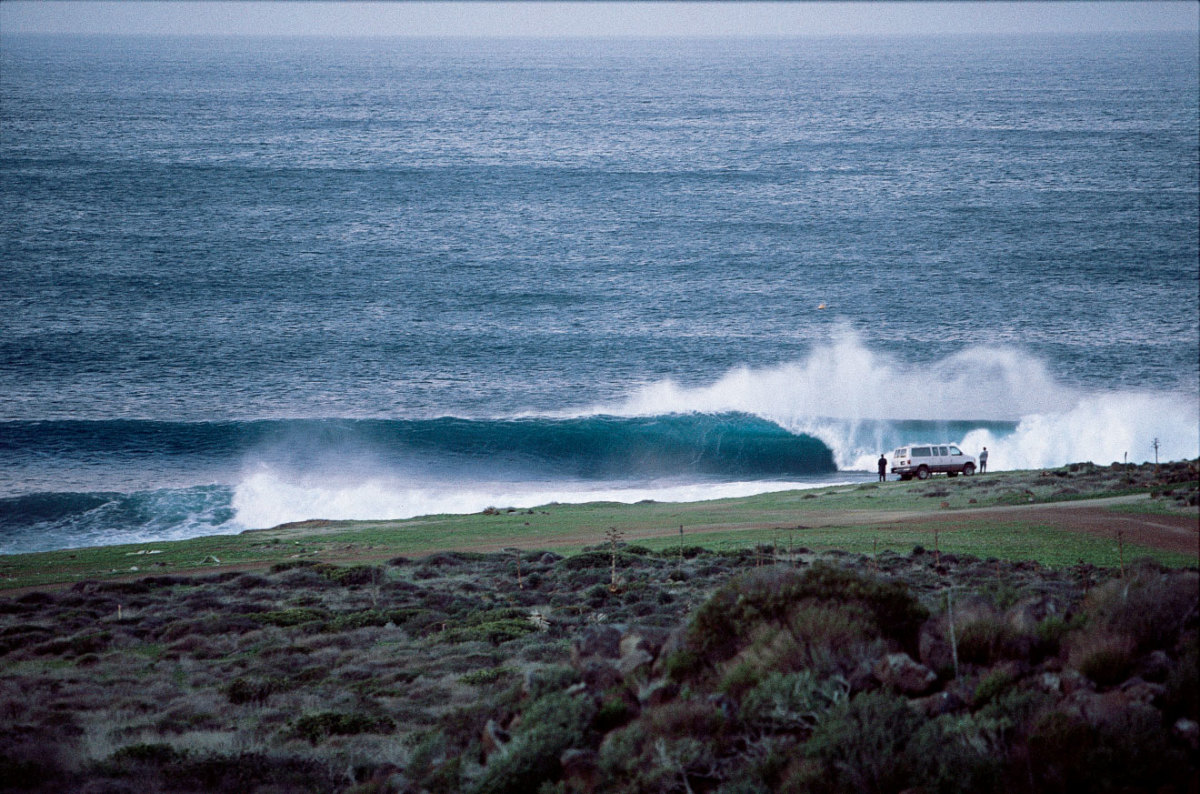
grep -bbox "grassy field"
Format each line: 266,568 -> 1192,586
2,461 -> 1195,590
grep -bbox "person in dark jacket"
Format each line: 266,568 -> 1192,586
877,453 -> 888,482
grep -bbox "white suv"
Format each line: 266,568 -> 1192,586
890,444 -> 976,480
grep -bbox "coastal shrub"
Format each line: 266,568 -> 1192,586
905,713 -> 1006,794
738,670 -> 848,735
1083,569 -> 1199,653
443,618 -> 538,646
683,564 -> 922,678
1068,630 -> 1137,687
800,691 -> 926,794
954,612 -> 1024,666
461,666 -> 516,686
1163,629 -> 1199,720
472,691 -> 596,794
319,564 -> 383,587
251,607 -> 330,628
972,667 -> 1017,708
525,665 -> 580,700
1032,615 -> 1071,658
292,711 -> 396,744
598,700 -> 725,794
225,676 -> 286,705
1028,706 -> 1184,793
559,552 -> 616,571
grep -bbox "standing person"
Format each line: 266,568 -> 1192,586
979,447 -> 988,474
878,453 -> 888,482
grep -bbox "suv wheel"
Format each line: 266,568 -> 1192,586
916,466 -> 930,480
963,463 -> 975,476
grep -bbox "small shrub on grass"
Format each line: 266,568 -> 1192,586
443,619 -> 538,646
225,676 -> 286,705
251,607 -> 330,627
292,711 -> 396,744
320,564 -> 384,587
461,666 -> 516,686
525,665 -> 581,700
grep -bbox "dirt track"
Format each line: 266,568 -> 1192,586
910,498 -> 1199,557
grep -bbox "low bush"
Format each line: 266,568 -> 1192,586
738,670 -> 848,735
798,691 -> 926,794
683,564 -> 923,679
472,691 -> 596,794
225,676 -> 286,705
1067,630 -> 1137,687
292,711 -> 396,744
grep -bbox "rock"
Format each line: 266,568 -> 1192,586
617,643 -> 654,678
1119,676 -> 1166,705
616,631 -> 667,677
874,652 -> 937,695
1137,650 -> 1172,683
1173,718 -> 1199,751
1058,669 -> 1095,696
919,620 -> 953,672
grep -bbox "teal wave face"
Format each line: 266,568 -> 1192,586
0,413 -> 837,481
0,485 -> 237,555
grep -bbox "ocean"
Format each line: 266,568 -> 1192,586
1,33 -> 1197,554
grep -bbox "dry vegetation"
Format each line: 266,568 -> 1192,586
1,538 -> 1197,793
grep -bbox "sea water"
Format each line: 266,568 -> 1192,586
1,34 -> 1197,553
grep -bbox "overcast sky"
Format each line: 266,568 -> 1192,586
1,1 -> 1197,37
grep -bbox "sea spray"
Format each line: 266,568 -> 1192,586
591,331 -> 1199,471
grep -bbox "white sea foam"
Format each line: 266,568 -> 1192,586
230,466 -> 853,529
595,329 -> 1200,471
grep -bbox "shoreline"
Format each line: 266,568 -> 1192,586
2,461 -> 1196,592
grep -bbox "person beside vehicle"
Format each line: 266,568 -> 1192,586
979,447 -> 989,473
877,453 -> 887,482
